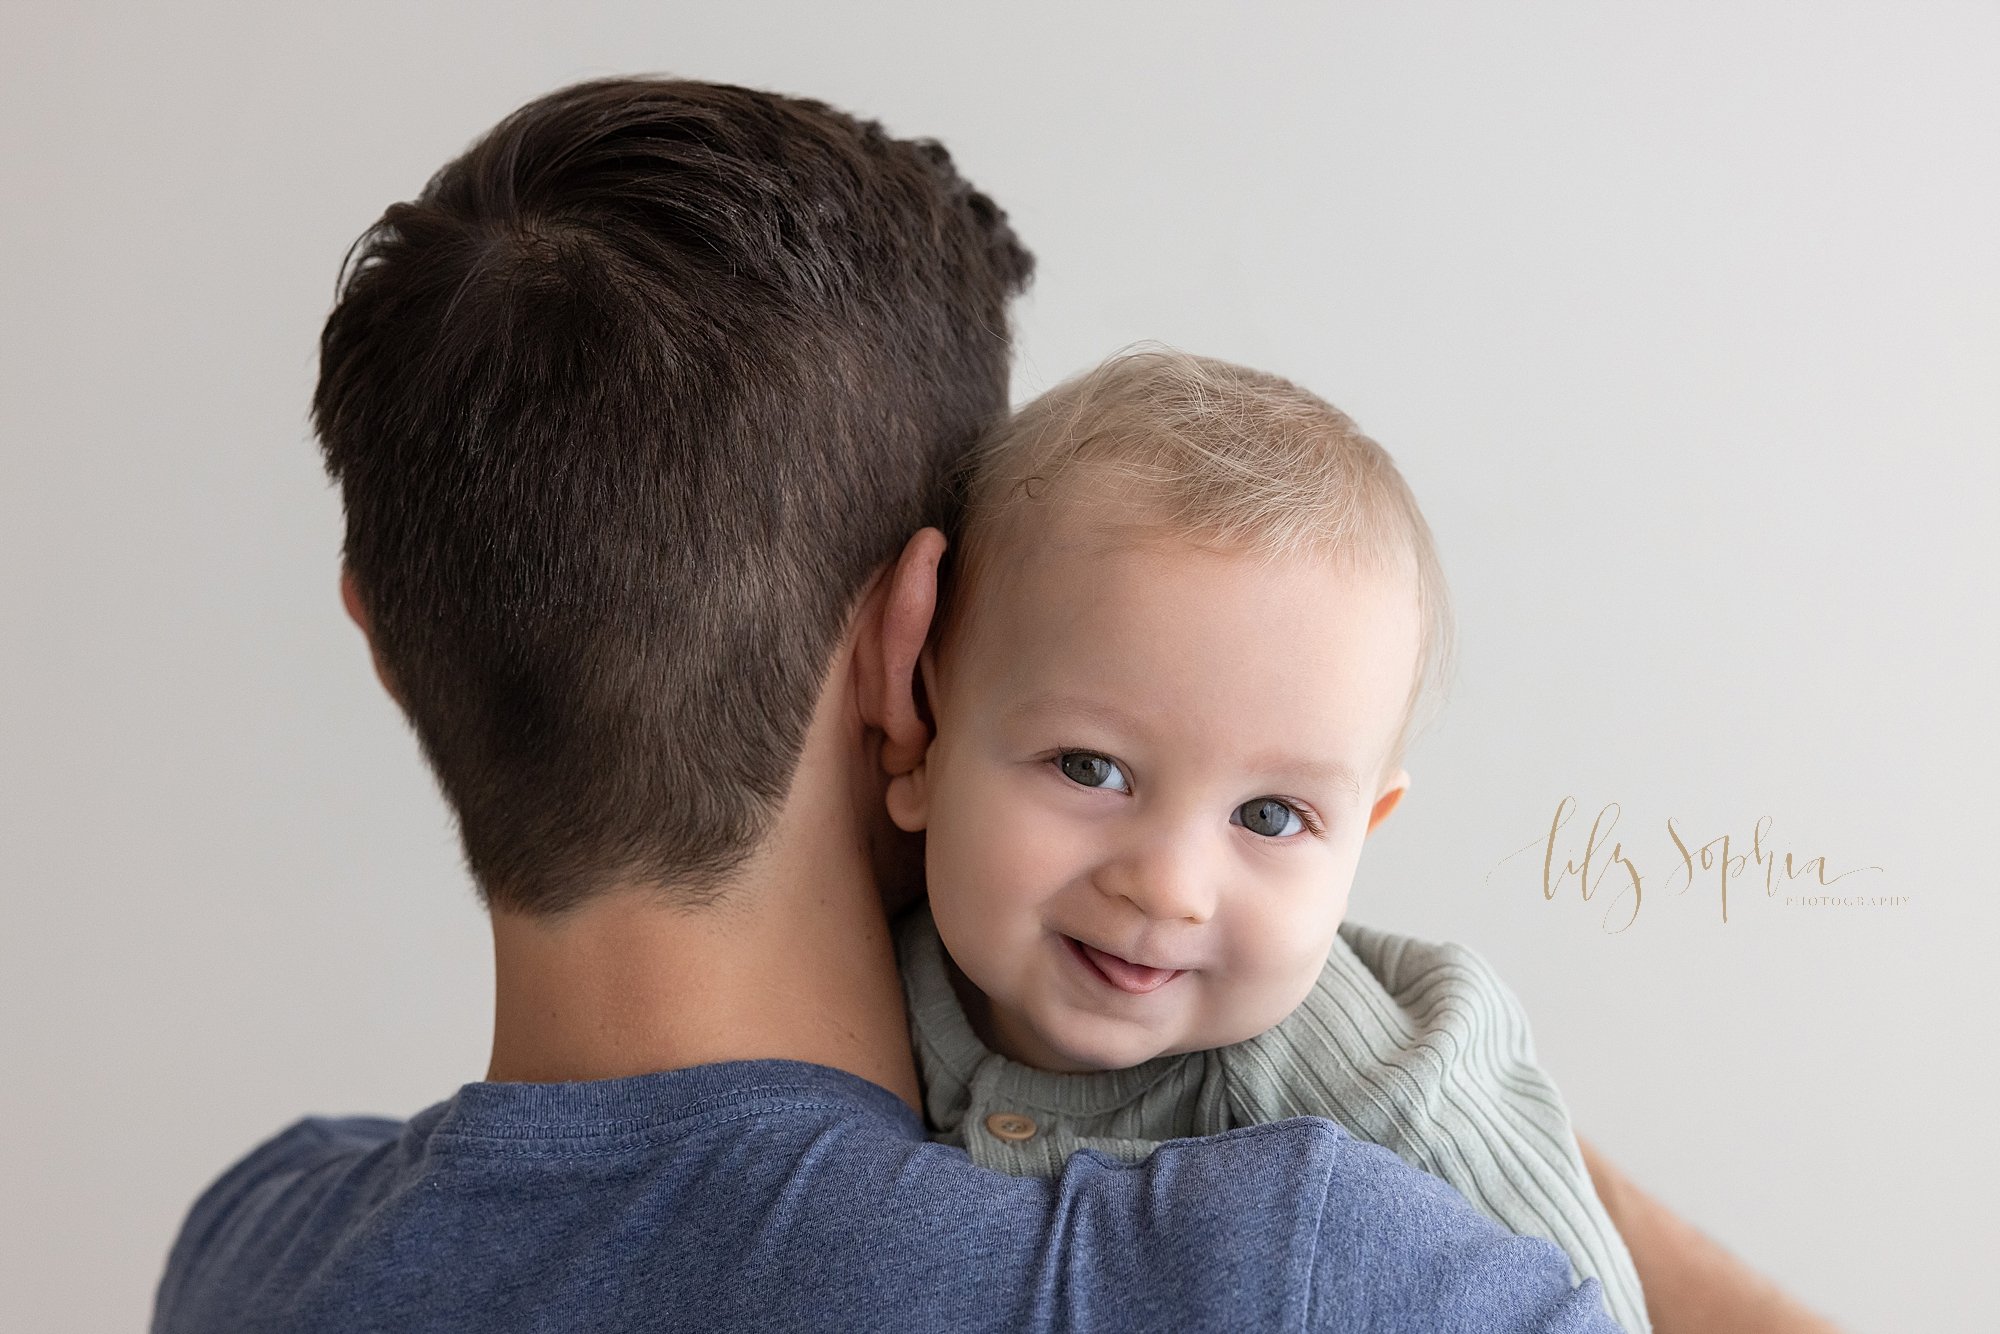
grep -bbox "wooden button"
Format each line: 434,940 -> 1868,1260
985,1112 -> 1038,1142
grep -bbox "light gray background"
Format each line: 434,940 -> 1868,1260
3,3 -> 1993,1330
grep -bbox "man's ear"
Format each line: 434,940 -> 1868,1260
1366,770 -> 1409,836
340,567 -> 407,712
852,528 -> 946,831
880,656 -> 936,834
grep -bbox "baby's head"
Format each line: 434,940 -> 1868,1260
887,347 -> 1452,1072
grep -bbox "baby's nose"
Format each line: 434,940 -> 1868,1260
1100,842 -> 1218,924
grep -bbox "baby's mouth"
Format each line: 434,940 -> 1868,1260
1065,936 -> 1185,995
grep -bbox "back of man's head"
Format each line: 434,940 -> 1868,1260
315,77 -> 1033,916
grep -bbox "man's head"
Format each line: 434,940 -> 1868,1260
316,77 -> 1032,916
887,349 -> 1452,1071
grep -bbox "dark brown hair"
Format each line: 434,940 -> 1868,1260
314,77 -> 1033,915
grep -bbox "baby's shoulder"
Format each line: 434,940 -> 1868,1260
1328,919 -> 1529,1029
1226,923 -> 1552,1139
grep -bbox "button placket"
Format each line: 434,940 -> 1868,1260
984,1111 -> 1038,1142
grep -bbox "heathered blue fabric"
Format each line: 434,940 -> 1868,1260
153,1059 -> 1619,1333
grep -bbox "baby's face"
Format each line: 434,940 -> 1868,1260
890,490 -> 1419,1072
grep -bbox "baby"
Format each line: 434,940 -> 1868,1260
887,348 -> 1651,1334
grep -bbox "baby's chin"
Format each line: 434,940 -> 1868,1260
990,1004 -> 1164,1073
1019,1011 -> 1249,1075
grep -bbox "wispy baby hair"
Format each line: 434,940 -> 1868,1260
942,344 -> 1454,773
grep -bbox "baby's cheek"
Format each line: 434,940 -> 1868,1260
1221,957 -> 1323,1045
929,772 -> 1051,953
1225,901 -> 1336,1014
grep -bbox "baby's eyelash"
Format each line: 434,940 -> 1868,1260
1270,799 -> 1327,838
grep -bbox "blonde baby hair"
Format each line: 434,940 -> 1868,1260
938,344 -> 1454,780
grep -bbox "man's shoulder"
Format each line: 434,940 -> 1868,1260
153,1113 -> 407,1331
153,1062 -> 1611,1333
213,1112 -> 407,1184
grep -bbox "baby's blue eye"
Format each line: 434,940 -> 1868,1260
1234,798 -> 1305,838
1057,751 -> 1129,792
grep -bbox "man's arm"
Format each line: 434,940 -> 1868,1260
1577,1137 -> 1845,1334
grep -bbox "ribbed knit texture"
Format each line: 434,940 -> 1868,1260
897,905 -> 1651,1334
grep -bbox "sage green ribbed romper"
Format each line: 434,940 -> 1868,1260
896,905 -> 1650,1334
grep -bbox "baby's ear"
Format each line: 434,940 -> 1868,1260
1365,770 -> 1410,836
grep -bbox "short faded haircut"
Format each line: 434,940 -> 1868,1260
316,78 -> 1033,916
938,346 -> 1453,777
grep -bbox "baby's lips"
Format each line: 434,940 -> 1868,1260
1076,940 -> 1183,994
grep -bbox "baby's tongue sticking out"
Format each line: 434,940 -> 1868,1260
1077,940 -> 1181,994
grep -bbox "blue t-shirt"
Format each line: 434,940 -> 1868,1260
153,1060 -> 1617,1332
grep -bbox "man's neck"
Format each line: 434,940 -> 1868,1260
485,884 -> 918,1108
483,684 -> 922,1110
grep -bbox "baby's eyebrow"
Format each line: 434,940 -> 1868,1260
1249,755 -> 1363,803
1003,692 -> 1143,736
